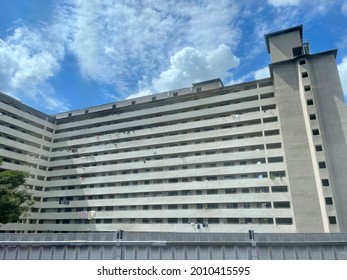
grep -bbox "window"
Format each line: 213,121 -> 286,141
299,60 -> 306,65
173,92 -> 178,96
319,162 -> 326,168
260,92 -> 274,99
263,117 -> 278,123
322,179 -> 330,187
208,218 -> 219,224
271,186 -> 288,192
227,218 -> 239,224
259,218 -> 274,224
168,218 -> 178,224
168,179 -> 178,183
312,129 -> 320,135
304,85 -> 311,91
264,129 -> 280,136
152,97 -> 156,101
329,216 -> 337,224
227,203 -> 238,208
207,189 -> 218,195
325,197 -> 333,205
307,99 -> 314,106
309,114 -> 316,120
273,201 -> 290,208
275,218 -> 293,225
131,101 -> 136,105
315,145 -> 323,151
266,143 -> 281,149
196,87 -> 202,92
268,156 -> 283,163
207,203 -> 218,209
293,46 -> 303,57
302,72 -> 309,78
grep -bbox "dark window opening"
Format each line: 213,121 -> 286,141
304,85 -> 311,91
268,156 -> 283,163
329,216 -> 337,224
319,162 -> 326,169
293,46 -> 303,57
309,114 -> 316,120
325,197 -> 333,205
266,143 -> 281,149
271,186 -> 288,192
276,218 -> 293,225
264,129 -> 280,136
315,145 -> 323,151
273,201 -> 290,208
307,99 -> 314,106
322,179 -> 330,187
302,72 -> 309,78
312,129 -> 320,135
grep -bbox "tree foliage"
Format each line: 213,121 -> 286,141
0,169 -> 33,224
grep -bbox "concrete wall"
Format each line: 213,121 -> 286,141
268,29 -> 302,63
309,53 -> 347,231
272,60 -> 325,232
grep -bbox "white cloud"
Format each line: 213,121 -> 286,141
0,25 -> 68,112
342,1 -> 347,15
127,89 -> 154,100
267,0 -> 301,7
338,57 -> 347,96
152,44 -> 239,93
127,44 -> 240,99
58,0 -> 241,98
1,0 -> 242,110
254,66 -> 271,80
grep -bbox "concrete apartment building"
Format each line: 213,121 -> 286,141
0,25 -> 346,234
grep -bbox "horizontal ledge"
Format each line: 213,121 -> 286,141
0,240 -> 346,247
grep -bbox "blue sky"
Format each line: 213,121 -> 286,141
0,0 -> 347,114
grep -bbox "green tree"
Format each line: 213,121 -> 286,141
0,168 -> 33,224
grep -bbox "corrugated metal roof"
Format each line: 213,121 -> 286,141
1,232 -> 347,260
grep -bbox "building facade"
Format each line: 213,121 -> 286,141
0,25 -> 346,233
